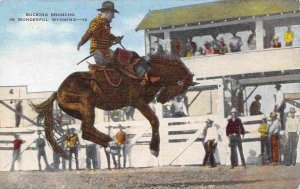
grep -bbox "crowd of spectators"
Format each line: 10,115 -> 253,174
150,26 -> 295,58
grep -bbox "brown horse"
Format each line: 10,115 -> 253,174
31,53 -> 194,158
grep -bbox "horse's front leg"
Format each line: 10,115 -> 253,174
136,103 -> 160,157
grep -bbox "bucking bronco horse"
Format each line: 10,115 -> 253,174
31,48 -> 194,159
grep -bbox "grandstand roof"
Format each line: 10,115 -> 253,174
136,0 -> 300,30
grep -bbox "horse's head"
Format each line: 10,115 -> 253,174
152,57 -> 195,104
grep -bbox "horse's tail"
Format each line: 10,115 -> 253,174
30,92 -> 68,159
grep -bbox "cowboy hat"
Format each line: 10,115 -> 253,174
289,107 -> 296,113
97,1 -> 119,13
205,118 -> 213,124
231,108 -> 237,113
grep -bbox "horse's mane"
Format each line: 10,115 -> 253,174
148,54 -> 184,68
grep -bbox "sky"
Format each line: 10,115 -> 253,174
0,0 -> 216,92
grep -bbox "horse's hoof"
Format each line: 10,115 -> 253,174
150,149 -> 159,157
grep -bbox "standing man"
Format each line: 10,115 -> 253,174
15,100 -> 23,128
274,84 -> 286,130
202,119 -> 218,168
35,131 -> 50,171
10,134 -> 25,171
284,26 -> 294,47
65,128 -> 80,170
269,112 -> 281,165
85,140 -> 98,171
285,108 -> 299,166
258,116 -> 271,165
226,108 -> 246,169
115,124 -> 127,168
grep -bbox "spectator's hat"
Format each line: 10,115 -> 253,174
255,94 -> 261,100
289,107 -> 296,113
231,107 -> 237,113
270,112 -> 277,118
97,1 -> 119,13
261,115 -> 267,121
205,118 -> 213,124
37,130 -> 42,134
275,83 -> 281,89
70,128 -> 76,132
14,133 -> 20,138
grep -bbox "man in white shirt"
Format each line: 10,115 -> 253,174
202,119 -> 219,168
284,108 -> 299,166
274,84 -> 286,130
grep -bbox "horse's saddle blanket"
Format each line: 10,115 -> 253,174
90,48 -> 141,79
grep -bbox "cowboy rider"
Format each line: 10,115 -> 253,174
77,1 -> 159,85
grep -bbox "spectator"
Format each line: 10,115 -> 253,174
15,100 -> 23,127
268,112 -> 281,165
218,38 -> 228,55
85,140 -> 98,171
203,41 -> 215,55
65,128 -> 80,170
185,37 -> 197,57
229,32 -> 243,52
274,84 -> 286,130
125,106 -> 135,121
35,131 -> 50,171
258,116 -> 271,165
153,41 -> 165,55
211,34 -> 221,54
115,124 -> 127,168
53,143 -> 66,171
284,26 -> 294,47
195,47 -> 204,56
10,134 -> 25,171
249,94 -> 263,116
202,119 -> 218,168
247,29 -> 256,50
271,35 -> 281,48
172,96 -> 188,117
226,108 -> 246,169
284,108 -> 299,166
171,40 -> 181,57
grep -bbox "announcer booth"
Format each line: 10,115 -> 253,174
133,0 -> 300,166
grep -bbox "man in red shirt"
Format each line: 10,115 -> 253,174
10,134 -> 25,171
226,108 -> 246,169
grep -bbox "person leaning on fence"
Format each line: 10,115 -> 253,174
35,131 -> 51,171
284,26 -> 294,47
115,124 -> 127,168
268,112 -> 281,166
284,108 -> 299,166
258,116 -> 271,165
10,134 -> 25,171
218,38 -> 228,55
201,119 -> 218,168
226,108 -> 246,169
250,94 -> 263,116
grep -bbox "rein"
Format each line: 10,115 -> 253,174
93,67 -> 123,87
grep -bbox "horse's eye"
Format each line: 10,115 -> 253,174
178,81 -> 184,86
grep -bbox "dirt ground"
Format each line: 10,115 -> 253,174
1,165 -> 300,189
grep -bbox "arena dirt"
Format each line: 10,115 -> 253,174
0,165 -> 299,189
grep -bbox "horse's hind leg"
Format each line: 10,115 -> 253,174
59,96 -> 112,147
80,102 -> 112,147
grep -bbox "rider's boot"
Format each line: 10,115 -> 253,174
135,58 -> 160,86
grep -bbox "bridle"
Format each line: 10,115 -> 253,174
164,72 -> 192,87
